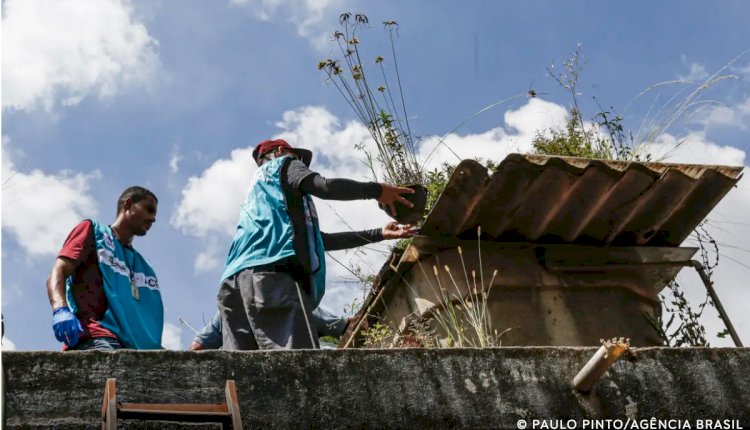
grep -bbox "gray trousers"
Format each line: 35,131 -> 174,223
218,265 -> 319,350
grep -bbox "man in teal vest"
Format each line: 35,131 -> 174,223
46,186 -> 163,350
219,139 -> 416,350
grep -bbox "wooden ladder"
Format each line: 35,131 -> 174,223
101,378 -> 242,429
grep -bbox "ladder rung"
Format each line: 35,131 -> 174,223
119,402 -> 230,416
118,411 -> 232,424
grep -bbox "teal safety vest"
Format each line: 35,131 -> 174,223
67,220 -> 163,349
221,155 -> 327,308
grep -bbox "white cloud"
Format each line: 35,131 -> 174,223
419,98 -> 570,168
2,0 -> 159,112
643,131 -> 745,165
230,0 -> 344,45
2,337 -> 18,351
274,105 -> 374,179
733,61 -> 750,78
170,147 -> 255,237
194,237 -> 223,274
673,60 -> 750,130
161,322 -> 183,350
678,59 -> 710,82
740,97 -> 750,117
169,145 -> 183,174
693,105 -> 744,129
1,283 -> 25,307
687,94 -> 750,130
1,138 -> 100,257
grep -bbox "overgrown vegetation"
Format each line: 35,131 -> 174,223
361,315 -> 437,348
646,222 -> 722,346
319,13 -> 424,186
422,248 -> 506,348
534,44 -> 746,164
360,227 -> 510,348
532,44 -> 641,160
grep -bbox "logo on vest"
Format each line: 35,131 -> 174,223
103,231 -> 115,251
98,249 -> 159,291
134,272 -> 160,290
97,249 -> 129,277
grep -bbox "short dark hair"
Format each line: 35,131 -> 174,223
117,186 -> 158,214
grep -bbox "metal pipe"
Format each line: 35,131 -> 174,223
690,260 -> 744,347
572,338 -> 629,393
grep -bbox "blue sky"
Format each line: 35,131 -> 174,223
2,0 -> 749,350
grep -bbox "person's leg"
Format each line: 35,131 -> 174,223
243,270 -> 319,350
71,337 -> 122,351
218,272 -> 258,350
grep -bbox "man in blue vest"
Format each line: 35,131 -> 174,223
46,186 -> 163,350
219,139 -> 416,350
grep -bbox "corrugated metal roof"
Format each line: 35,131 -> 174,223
421,154 -> 744,246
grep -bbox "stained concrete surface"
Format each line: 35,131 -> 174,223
3,348 -> 749,429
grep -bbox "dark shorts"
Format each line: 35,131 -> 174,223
218,263 -> 319,350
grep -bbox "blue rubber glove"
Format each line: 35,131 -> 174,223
52,306 -> 84,347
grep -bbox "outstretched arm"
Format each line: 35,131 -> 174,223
322,222 -> 417,251
298,173 -> 382,200
321,229 -> 383,251
190,311 -> 223,351
286,160 -> 415,213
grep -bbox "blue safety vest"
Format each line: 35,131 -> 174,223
67,220 -> 163,349
221,155 -> 327,308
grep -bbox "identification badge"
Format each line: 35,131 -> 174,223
131,277 -> 140,300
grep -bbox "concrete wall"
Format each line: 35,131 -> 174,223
3,348 -> 750,429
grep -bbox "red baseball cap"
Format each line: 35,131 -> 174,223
252,139 -> 313,167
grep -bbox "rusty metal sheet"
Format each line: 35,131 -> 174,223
422,154 -> 744,246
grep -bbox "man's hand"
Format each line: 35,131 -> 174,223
189,341 -> 205,351
378,184 -> 415,217
52,306 -> 84,347
382,221 -> 418,240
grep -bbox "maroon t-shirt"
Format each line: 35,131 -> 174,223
58,220 -> 116,348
